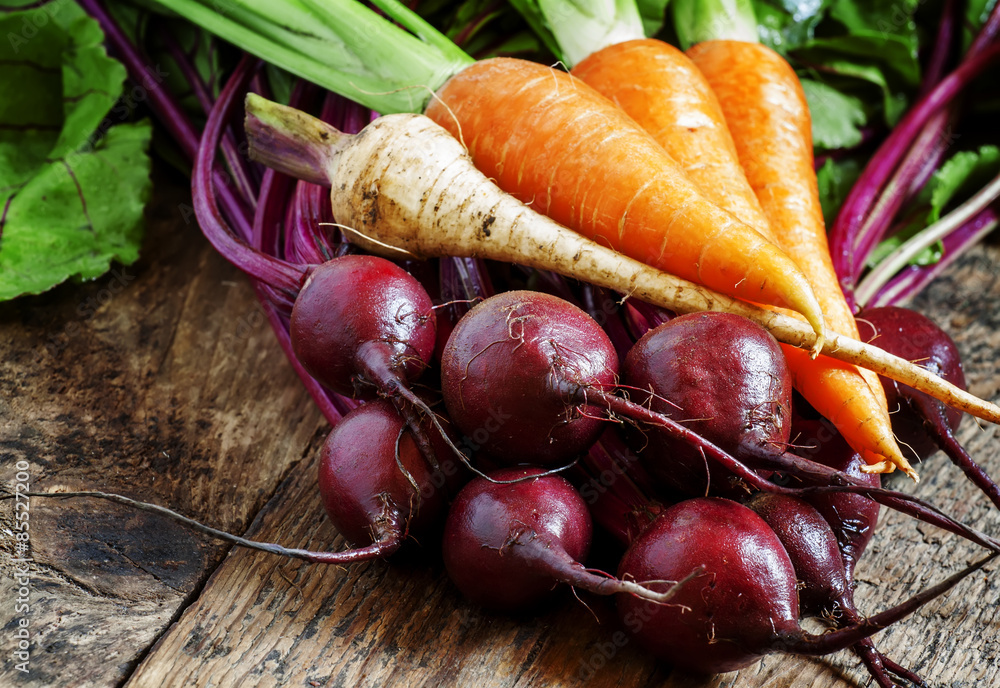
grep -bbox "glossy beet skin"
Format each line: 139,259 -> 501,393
623,312 -> 792,496
291,256 -> 437,399
857,306 -> 1000,512
442,467 -> 592,611
617,498 -> 799,673
856,306 -> 964,460
441,290 -> 618,465
318,400 -> 462,548
745,493 -> 850,617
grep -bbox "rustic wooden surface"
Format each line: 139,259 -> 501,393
1,174 -> 999,687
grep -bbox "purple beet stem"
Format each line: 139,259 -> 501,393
871,204 -> 999,306
846,0 -> 960,278
831,3 -> 1000,307
83,0 -> 352,426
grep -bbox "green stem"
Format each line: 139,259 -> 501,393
152,0 -> 474,113
367,0 -> 470,60
671,0 -> 758,48
508,0 -> 646,67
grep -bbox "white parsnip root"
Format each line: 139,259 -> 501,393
244,94 -> 1000,426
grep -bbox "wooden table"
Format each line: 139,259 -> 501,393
2,174 -> 999,687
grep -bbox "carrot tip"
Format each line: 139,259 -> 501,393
901,462 -> 920,483
859,458 -> 920,482
800,309 -> 825,358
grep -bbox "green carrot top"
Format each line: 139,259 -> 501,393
154,0 -> 473,113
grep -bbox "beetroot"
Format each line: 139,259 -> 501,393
745,493 -> 850,616
440,293 -> 998,557
616,497 -> 992,675
442,467 -> 687,612
317,400 -> 464,561
747,492 -> 928,688
440,290 -> 617,465
441,293 -> 785,474
857,306 -> 1000,510
623,312 -> 792,497
29,402 -> 470,567
795,418 -> 882,576
291,255 -> 436,400
617,498 -> 798,673
856,306 -> 964,459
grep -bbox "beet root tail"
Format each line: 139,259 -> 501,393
20,490 -> 405,565
915,392 -> 1000,511
517,531 -> 702,604
775,552 -> 997,655
851,635 -> 928,688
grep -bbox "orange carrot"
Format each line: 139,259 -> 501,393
571,39 -> 773,242
566,37 -> 908,477
685,40 -> 910,477
423,57 -> 826,348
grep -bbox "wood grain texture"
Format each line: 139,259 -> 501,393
0,174 -> 325,686
2,175 -> 998,688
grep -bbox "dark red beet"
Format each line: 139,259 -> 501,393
745,493 -> 849,616
442,295 -> 987,554
746,492 -> 930,688
617,498 -> 800,673
318,400 -> 463,560
441,290 -> 617,465
443,467 -> 592,610
623,312 -> 792,497
795,418 -> 882,578
443,467 -> 686,612
616,497 -> 989,676
858,306 -> 1000,512
291,255 -> 436,399
856,306 -> 964,460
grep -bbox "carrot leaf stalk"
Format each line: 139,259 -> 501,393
150,0 -> 472,114
672,0 -> 759,48
507,0 -> 645,67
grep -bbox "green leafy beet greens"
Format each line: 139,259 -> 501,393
0,0 -> 153,301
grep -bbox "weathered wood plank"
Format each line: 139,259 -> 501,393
0,175 -> 326,686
